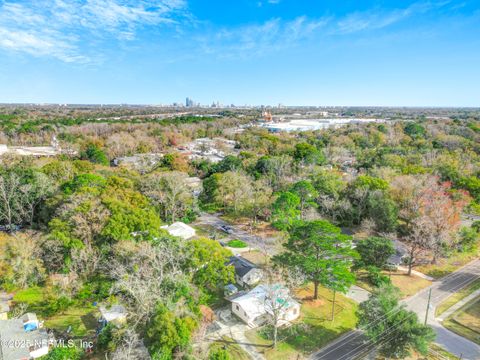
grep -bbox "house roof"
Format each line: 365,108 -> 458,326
227,256 -> 257,278
161,222 -> 196,240
99,305 -> 127,322
0,319 -> 49,360
231,284 -> 299,319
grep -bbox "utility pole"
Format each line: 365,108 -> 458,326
424,288 -> 432,325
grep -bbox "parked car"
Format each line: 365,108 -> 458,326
219,225 -> 234,234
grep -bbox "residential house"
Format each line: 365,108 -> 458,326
231,285 -> 300,328
161,222 -> 196,240
99,305 -> 127,327
0,313 -> 50,359
227,256 -> 262,287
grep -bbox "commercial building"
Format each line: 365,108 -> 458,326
261,118 -> 384,133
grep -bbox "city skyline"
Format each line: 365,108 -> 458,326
0,0 -> 479,106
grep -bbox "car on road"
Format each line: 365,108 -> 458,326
219,225 -> 234,234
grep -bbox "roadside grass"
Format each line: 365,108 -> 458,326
226,239 -> 248,248
208,336 -> 252,360
443,297 -> 480,345
192,224 -> 227,240
416,247 -> 479,279
356,270 -> 431,299
244,284 -> 357,360
436,278 -> 480,316
44,306 -> 99,339
384,344 -> 458,360
427,344 -> 459,360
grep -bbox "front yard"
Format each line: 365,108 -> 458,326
416,247 -> 479,279
356,270 -> 431,298
244,284 -> 358,360
13,286 -> 100,339
443,296 -> 480,345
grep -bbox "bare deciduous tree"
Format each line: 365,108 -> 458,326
109,241 -> 189,326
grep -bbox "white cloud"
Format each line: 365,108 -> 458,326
0,0 -> 187,62
198,16 -> 328,58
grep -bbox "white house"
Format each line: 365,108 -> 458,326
231,285 -> 300,328
99,305 -> 127,326
0,313 -> 50,359
227,256 -> 263,287
161,222 -> 196,240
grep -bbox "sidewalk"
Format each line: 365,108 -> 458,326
397,266 -> 435,281
437,288 -> 480,322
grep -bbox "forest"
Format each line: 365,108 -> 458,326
0,106 -> 479,360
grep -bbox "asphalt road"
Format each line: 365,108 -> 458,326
311,259 -> 480,360
194,212 -> 279,255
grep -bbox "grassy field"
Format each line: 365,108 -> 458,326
13,287 -> 99,339
416,248 -> 479,279
443,296 -> 480,345
356,270 -> 431,298
44,306 -> 99,339
13,287 -> 46,304
436,278 -> 480,316
244,284 -> 358,360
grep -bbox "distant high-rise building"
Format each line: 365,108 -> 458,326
186,97 -> 194,107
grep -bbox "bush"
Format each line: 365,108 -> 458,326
42,346 -> 83,360
366,266 -> 391,287
209,348 -> 231,360
457,227 -> 479,252
226,239 -> 247,248
80,144 -> 109,166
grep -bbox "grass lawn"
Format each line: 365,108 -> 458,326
44,306 -> 99,339
443,296 -> 480,345
13,287 -> 46,304
244,284 -> 358,360
416,247 -> 479,279
436,278 -> 480,316
356,270 -> 431,299
240,250 -> 270,267
208,337 -> 251,360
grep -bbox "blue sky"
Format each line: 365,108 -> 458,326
0,0 -> 479,106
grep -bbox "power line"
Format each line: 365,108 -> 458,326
316,261 -> 480,359
335,273 -> 480,360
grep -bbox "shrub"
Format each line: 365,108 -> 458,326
226,239 -> 247,248
209,348 -> 231,360
366,266 -> 391,287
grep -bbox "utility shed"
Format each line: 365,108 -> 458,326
99,305 -> 127,326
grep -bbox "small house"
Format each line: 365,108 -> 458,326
161,222 -> 196,240
227,256 -> 262,287
99,305 -> 127,327
231,285 -> 300,328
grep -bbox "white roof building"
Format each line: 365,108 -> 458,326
161,222 -> 196,240
231,284 -> 300,328
99,305 -> 127,326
